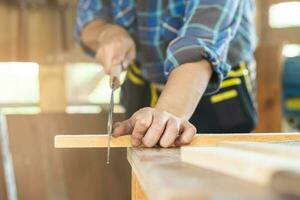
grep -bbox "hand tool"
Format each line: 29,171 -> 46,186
106,64 -> 122,164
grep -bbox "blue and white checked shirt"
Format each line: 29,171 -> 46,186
75,0 -> 257,94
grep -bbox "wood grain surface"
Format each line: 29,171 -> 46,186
181,145 -> 300,197
128,148 -> 287,200
219,141 -> 300,158
55,133 -> 300,148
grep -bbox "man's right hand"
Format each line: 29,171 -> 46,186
95,24 -> 136,74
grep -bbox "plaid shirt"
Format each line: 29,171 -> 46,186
75,0 -> 256,94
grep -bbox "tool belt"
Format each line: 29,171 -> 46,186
121,62 -> 257,133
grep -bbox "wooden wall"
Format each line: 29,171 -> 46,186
254,0 -> 300,132
0,4 -> 19,61
0,113 -> 130,200
0,2 -> 92,63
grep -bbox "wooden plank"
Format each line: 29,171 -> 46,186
55,133 -> 300,148
132,171 -> 148,200
128,148 -> 285,200
55,134 -> 132,148
219,141 -> 300,159
181,146 -> 300,197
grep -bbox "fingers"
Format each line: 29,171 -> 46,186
131,108 -> 153,147
96,34 -> 135,74
96,44 -> 126,74
175,121 -> 196,146
112,119 -> 133,137
142,111 -> 168,147
112,107 -> 196,148
159,118 -> 180,148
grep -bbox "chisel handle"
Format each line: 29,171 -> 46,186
110,64 -> 122,89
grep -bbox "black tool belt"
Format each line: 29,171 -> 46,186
190,62 -> 257,133
121,62 -> 257,133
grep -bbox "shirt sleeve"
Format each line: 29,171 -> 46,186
75,0 -> 112,56
164,0 -> 243,94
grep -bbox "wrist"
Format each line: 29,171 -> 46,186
155,102 -> 185,119
155,60 -> 212,120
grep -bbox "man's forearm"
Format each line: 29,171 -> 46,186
155,60 -> 213,120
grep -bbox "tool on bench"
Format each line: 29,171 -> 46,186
106,64 -> 122,164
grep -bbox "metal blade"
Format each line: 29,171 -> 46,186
106,78 -> 115,164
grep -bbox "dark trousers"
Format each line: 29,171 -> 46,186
121,63 -> 257,133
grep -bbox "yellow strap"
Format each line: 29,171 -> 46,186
226,62 -> 252,93
228,69 -> 246,77
127,71 -> 145,85
220,78 -> 241,88
286,98 -> 300,110
130,63 -> 142,75
210,90 -> 238,103
228,63 -> 248,78
240,62 -> 253,93
150,83 -> 158,107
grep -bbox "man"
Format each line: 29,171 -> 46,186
75,0 -> 257,147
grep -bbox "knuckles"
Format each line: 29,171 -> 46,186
186,121 -> 197,134
137,107 -> 152,113
159,140 -> 171,148
142,138 -> 156,148
180,136 -> 190,145
136,119 -> 151,129
130,107 -> 197,148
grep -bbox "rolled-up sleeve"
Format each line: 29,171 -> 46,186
75,0 -> 112,43
164,0 -> 243,94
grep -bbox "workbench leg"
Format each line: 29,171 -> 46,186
132,171 -> 148,200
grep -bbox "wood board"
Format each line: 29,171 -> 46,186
219,141 -> 300,159
55,133 -> 300,148
128,148 -> 287,200
181,144 -> 300,197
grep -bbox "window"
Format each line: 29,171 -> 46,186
269,1 -> 300,28
0,62 -> 40,114
0,62 -> 127,114
282,44 -> 300,57
65,63 -> 126,106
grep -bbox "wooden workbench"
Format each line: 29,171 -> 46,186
55,133 -> 300,199
127,148 -> 286,200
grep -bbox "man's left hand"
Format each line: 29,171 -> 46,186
112,107 -> 196,147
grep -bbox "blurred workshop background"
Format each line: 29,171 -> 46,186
0,0 -> 300,200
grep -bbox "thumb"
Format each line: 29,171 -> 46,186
112,119 -> 133,137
